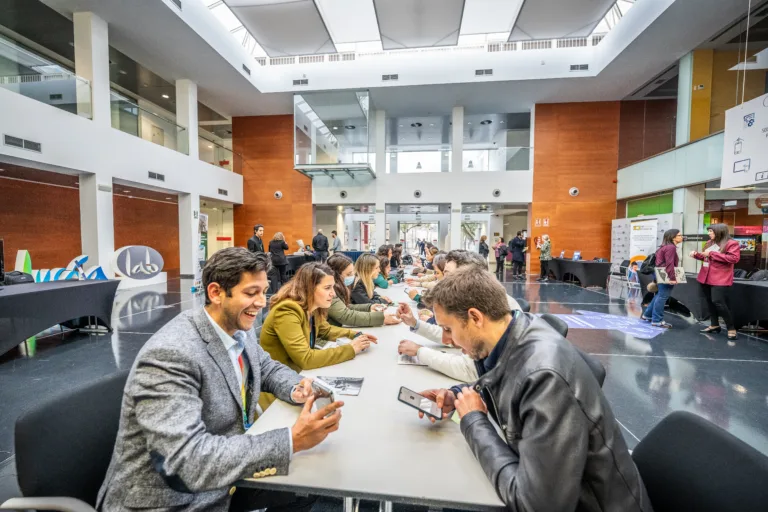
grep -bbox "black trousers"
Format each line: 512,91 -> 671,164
701,283 -> 735,330
315,251 -> 329,263
274,264 -> 288,288
540,259 -> 549,278
495,256 -> 504,272
512,260 -> 523,276
229,488 -> 316,512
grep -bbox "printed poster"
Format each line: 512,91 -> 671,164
629,219 -> 658,263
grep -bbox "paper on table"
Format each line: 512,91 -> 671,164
398,353 -> 427,366
316,376 -> 364,396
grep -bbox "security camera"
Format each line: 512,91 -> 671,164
274,190 -> 283,200
492,189 -> 501,198
340,190 -> 348,199
414,190 -> 422,198
569,187 -> 580,197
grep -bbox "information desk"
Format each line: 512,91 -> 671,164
639,273 -> 768,329
548,258 -> 612,288
0,280 -> 120,355
286,254 -> 315,274
240,284 -> 504,511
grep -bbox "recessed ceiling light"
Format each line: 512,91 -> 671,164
345,125 -> 355,129
480,119 -> 492,125
162,94 -> 169,99
500,121 -> 505,124
399,124 -> 403,128
410,122 -> 422,128
119,70 -> 127,75
208,145 -> 213,149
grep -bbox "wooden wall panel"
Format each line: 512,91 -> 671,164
531,102 -> 621,273
710,50 -> 768,134
113,195 -> 180,272
0,178 -> 81,270
232,115 -> 313,249
690,49 -> 714,142
618,99 -> 676,169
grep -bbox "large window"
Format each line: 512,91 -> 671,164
462,113 -> 531,172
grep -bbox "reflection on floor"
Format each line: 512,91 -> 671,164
2,272 -> 768,507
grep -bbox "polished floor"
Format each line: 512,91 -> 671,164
2,270 -> 768,507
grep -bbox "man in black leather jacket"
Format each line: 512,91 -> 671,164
419,269 -> 653,512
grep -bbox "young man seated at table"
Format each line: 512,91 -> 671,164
97,247 -> 344,512
413,269 -> 652,512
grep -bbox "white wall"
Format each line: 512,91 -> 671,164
201,206 -> 234,255
0,86 -> 243,203
315,208 -> 337,238
312,170 -> 532,206
617,132 -> 723,199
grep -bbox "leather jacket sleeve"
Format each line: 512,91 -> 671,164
461,369 -> 590,511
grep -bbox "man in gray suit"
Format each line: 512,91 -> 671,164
98,247 -> 344,511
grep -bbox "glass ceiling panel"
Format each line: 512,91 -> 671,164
204,0 -> 268,57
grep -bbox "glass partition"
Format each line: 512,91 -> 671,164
385,114 -> 451,173
199,133 -> 234,171
462,113 -> 531,172
110,91 -> 187,155
0,34 -> 92,118
294,91 -> 371,168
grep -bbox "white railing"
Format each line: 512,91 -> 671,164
0,73 -> 78,85
251,35 -> 607,68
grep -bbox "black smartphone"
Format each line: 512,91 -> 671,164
398,386 -> 443,421
311,379 -> 335,413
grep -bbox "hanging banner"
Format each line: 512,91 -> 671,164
629,218 -> 658,263
721,92 -> 768,189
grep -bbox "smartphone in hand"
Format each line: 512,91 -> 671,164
311,379 -> 336,414
397,386 -> 442,421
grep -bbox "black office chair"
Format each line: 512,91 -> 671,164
539,313 -> 606,387
632,410 -> 768,511
1,370 -> 129,512
516,298 -> 530,313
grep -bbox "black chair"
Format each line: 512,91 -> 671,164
516,298 -> 530,313
1,371 -> 129,512
632,410 -> 768,511
734,269 -> 748,279
539,313 -> 606,387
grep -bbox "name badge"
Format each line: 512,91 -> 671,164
703,262 -> 709,267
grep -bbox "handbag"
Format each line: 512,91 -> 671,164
4,270 -> 34,285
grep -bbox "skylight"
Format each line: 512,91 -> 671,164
202,0 -> 267,58
593,0 -> 636,34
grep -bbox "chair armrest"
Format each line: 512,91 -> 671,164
0,497 -> 97,512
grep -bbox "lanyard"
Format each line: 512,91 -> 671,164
309,315 -> 316,349
237,352 -> 251,430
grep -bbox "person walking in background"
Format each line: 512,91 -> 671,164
691,224 -> 741,341
478,235 -> 489,261
537,234 -> 552,282
642,229 -> 683,328
268,232 -> 290,292
312,229 -> 329,263
247,224 -> 264,253
493,237 -> 506,274
509,231 -> 526,280
330,230 -> 342,254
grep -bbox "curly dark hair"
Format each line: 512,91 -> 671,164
202,247 -> 271,305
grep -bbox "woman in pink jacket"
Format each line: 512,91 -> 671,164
690,224 -> 741,341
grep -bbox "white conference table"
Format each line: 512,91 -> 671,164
241,282 -> 505,511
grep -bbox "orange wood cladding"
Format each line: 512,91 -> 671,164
618,100 -> 676,169
232,115 -> 313,249
531,102 -> 621,273
0,178 -> 81,270
113,195 -> 180,271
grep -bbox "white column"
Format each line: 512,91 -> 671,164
336,206 -> 345,250
79,173 -> 114,277
451,106 -> 464,172
438,220 -> 448,248
175,79 -> 198,159
375,110 -> 386,174
529,105 -> 536,171
375,202 -> 386,250
179,192 -> 201,279
676,53 -> 693,146
73,12 -> 111,125
450,202 -> 462,250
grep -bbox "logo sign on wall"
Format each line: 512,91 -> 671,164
112,246 -> 164,280
721,92 -> 768,189
14,251 -> 107,282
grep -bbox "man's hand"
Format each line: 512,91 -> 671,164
398,339 -> 422,356
419,309 -> 433,321
291,378 -> 314,404
418,389 -> 456,424
291,395 -> 344,453
407,289 -> 420,300
397,303 -> 417,327
455,387 -> 487,419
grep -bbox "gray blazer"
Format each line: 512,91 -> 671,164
97,307 -> 302,511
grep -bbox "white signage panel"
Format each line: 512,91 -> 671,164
721,92 -> 768,189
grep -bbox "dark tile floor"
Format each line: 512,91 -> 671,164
2,272 -> 768,507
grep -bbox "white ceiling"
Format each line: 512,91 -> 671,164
374,0 -> 465,50
508,0 -> 616,41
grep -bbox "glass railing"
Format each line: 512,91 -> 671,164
0,35 -> 92,118
110,91 -> 188,155
385,150 -> 451,173
199,134 -> 234,171
462,147 -> 531,171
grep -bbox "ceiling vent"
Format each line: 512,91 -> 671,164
97,184 -> 112,193
218,188 -> 228,196
169,0 -> 182,9
293,78 -> 309,86
148,171 -> 165,182
569,64 -> 589,71
382,74 -> 399,81
475,69 -> 493,76
49,93 -> 63,101
4,134 -> 42,153
242,64 -> 251,76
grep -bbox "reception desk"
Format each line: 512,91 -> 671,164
548,258 -> 612,288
